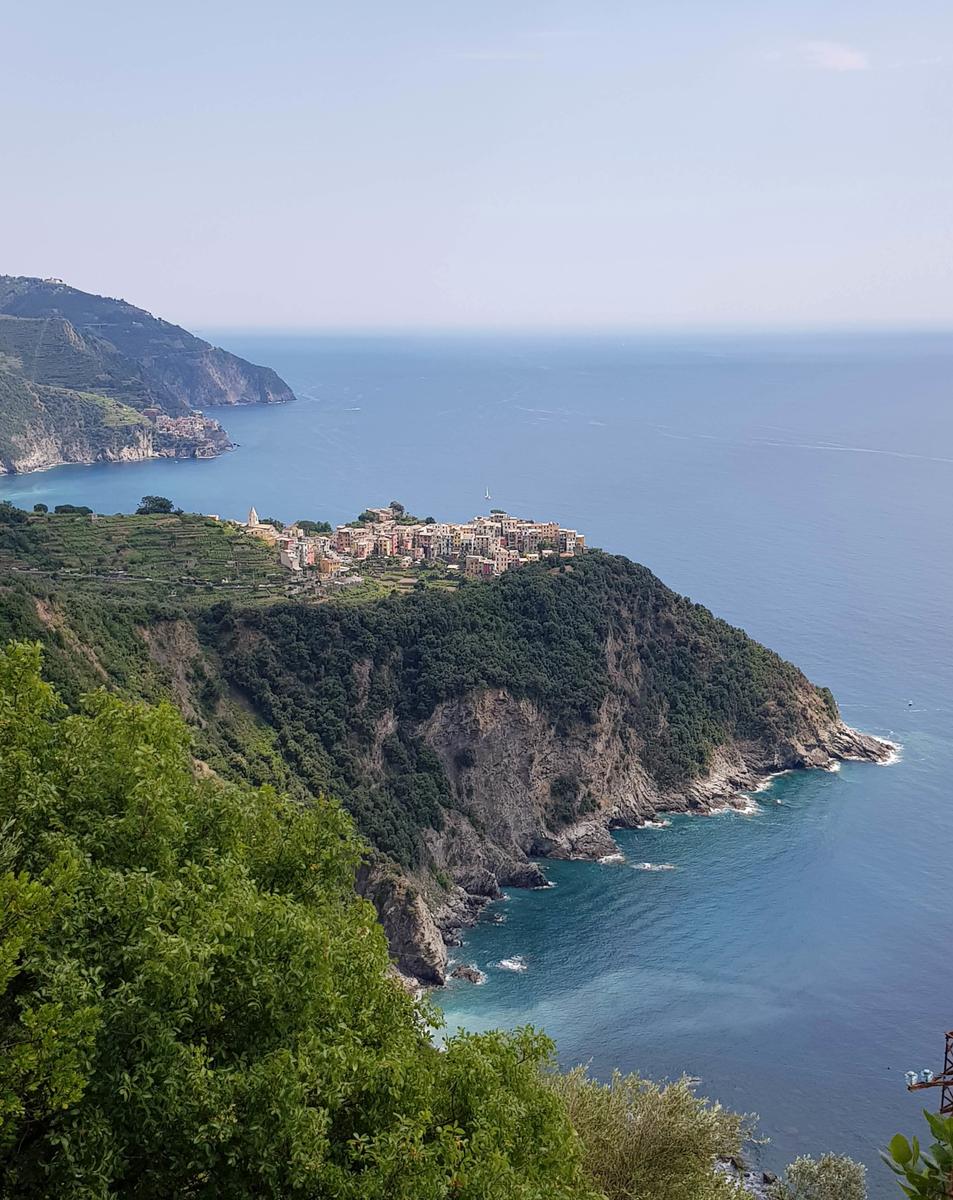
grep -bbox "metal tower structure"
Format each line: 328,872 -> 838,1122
906,1029 -> 953,1116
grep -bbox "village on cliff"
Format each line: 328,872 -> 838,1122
229,502 -> 586,583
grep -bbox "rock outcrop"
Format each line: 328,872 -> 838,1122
356,861 -> 448,985
196,551 -> 895,984
398,687 -> 890,979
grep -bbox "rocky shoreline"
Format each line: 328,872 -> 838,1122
377,719 -> 895,987
0,415 -> 234,476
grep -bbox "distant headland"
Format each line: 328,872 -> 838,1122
0,274 -> 294,475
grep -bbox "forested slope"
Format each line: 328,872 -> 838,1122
0,505 -> 888,980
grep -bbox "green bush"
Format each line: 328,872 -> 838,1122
547,1067 -> 751,1200
773,1153 -> 866,1199
135,495 -> 174,515
883,1111 -> 953,1199
0,642 -> 596,1200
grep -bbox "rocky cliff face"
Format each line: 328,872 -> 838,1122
140,343 -> 293,408
0,425 -> 155,475
2,546 -> 893,987
0,379 -> 233,475
356,683 -> 890,982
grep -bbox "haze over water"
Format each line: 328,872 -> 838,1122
2,331 -> 951,1193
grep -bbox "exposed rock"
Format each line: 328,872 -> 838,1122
356,860 -> 448,984
715,1156 -> 777,1198
450,964 -> 486,984
400,688 -> 893,981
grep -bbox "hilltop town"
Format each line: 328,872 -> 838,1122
236,502 -> 586,581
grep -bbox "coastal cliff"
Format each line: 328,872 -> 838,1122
334,677 -> 887,984
0,524 -> 890,985
202,551 -> 891,981
0,276 -> 294,409
415,688 -> 887,969
0,276 -> 294,474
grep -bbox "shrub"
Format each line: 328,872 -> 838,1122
772,1153 -> 866,1199
547,1067 -> 751,1200
883,1112 -> 953,1199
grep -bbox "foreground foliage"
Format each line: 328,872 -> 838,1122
546,1068 -> 750,1200
884,1111 -> 953,1199
0,643 -> 595,1199
772,1152 -> 867,1199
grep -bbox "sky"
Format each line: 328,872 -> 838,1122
4,0 -> 953,330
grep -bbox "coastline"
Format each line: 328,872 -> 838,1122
428,724 -> 898,987
0,439 -> 236,478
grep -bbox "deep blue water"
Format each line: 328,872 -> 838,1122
2,331 -> 951,1193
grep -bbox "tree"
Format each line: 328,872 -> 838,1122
773,1153 -> 866,1200
135,495 -> 174,515
0,642 -> 596,1200
389,501 -> 405,515
883,1112 -> 953,1199
53,504 -> 92,515
296,519 -> 332,535
32,503 -> 48,514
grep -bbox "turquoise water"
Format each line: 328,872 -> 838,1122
2,331 -> 951,1192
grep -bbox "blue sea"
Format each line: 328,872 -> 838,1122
2,331 -> 951,1194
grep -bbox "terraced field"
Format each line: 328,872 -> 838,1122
0,511 -> 292,604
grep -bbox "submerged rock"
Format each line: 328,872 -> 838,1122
450,964 -> 486,984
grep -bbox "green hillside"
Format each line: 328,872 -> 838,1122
0,507 -> 288,599
0,505 -> 842,872
0,313 -> 172,410
0,275 -> 295,408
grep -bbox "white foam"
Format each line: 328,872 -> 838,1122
841,738 -> 903,767
497,955 -> 528,972
751,769 -> 791,793
597,852 -> 625,864
633,862 -> 676,872
639,817 -> 671,830
706,796 -> 761,817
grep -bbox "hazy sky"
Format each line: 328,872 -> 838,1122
5,1 -> 952,329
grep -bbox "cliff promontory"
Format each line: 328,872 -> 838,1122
0,276 -> 294,473
0,515 -> 890,984
201,552 -> 889,979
